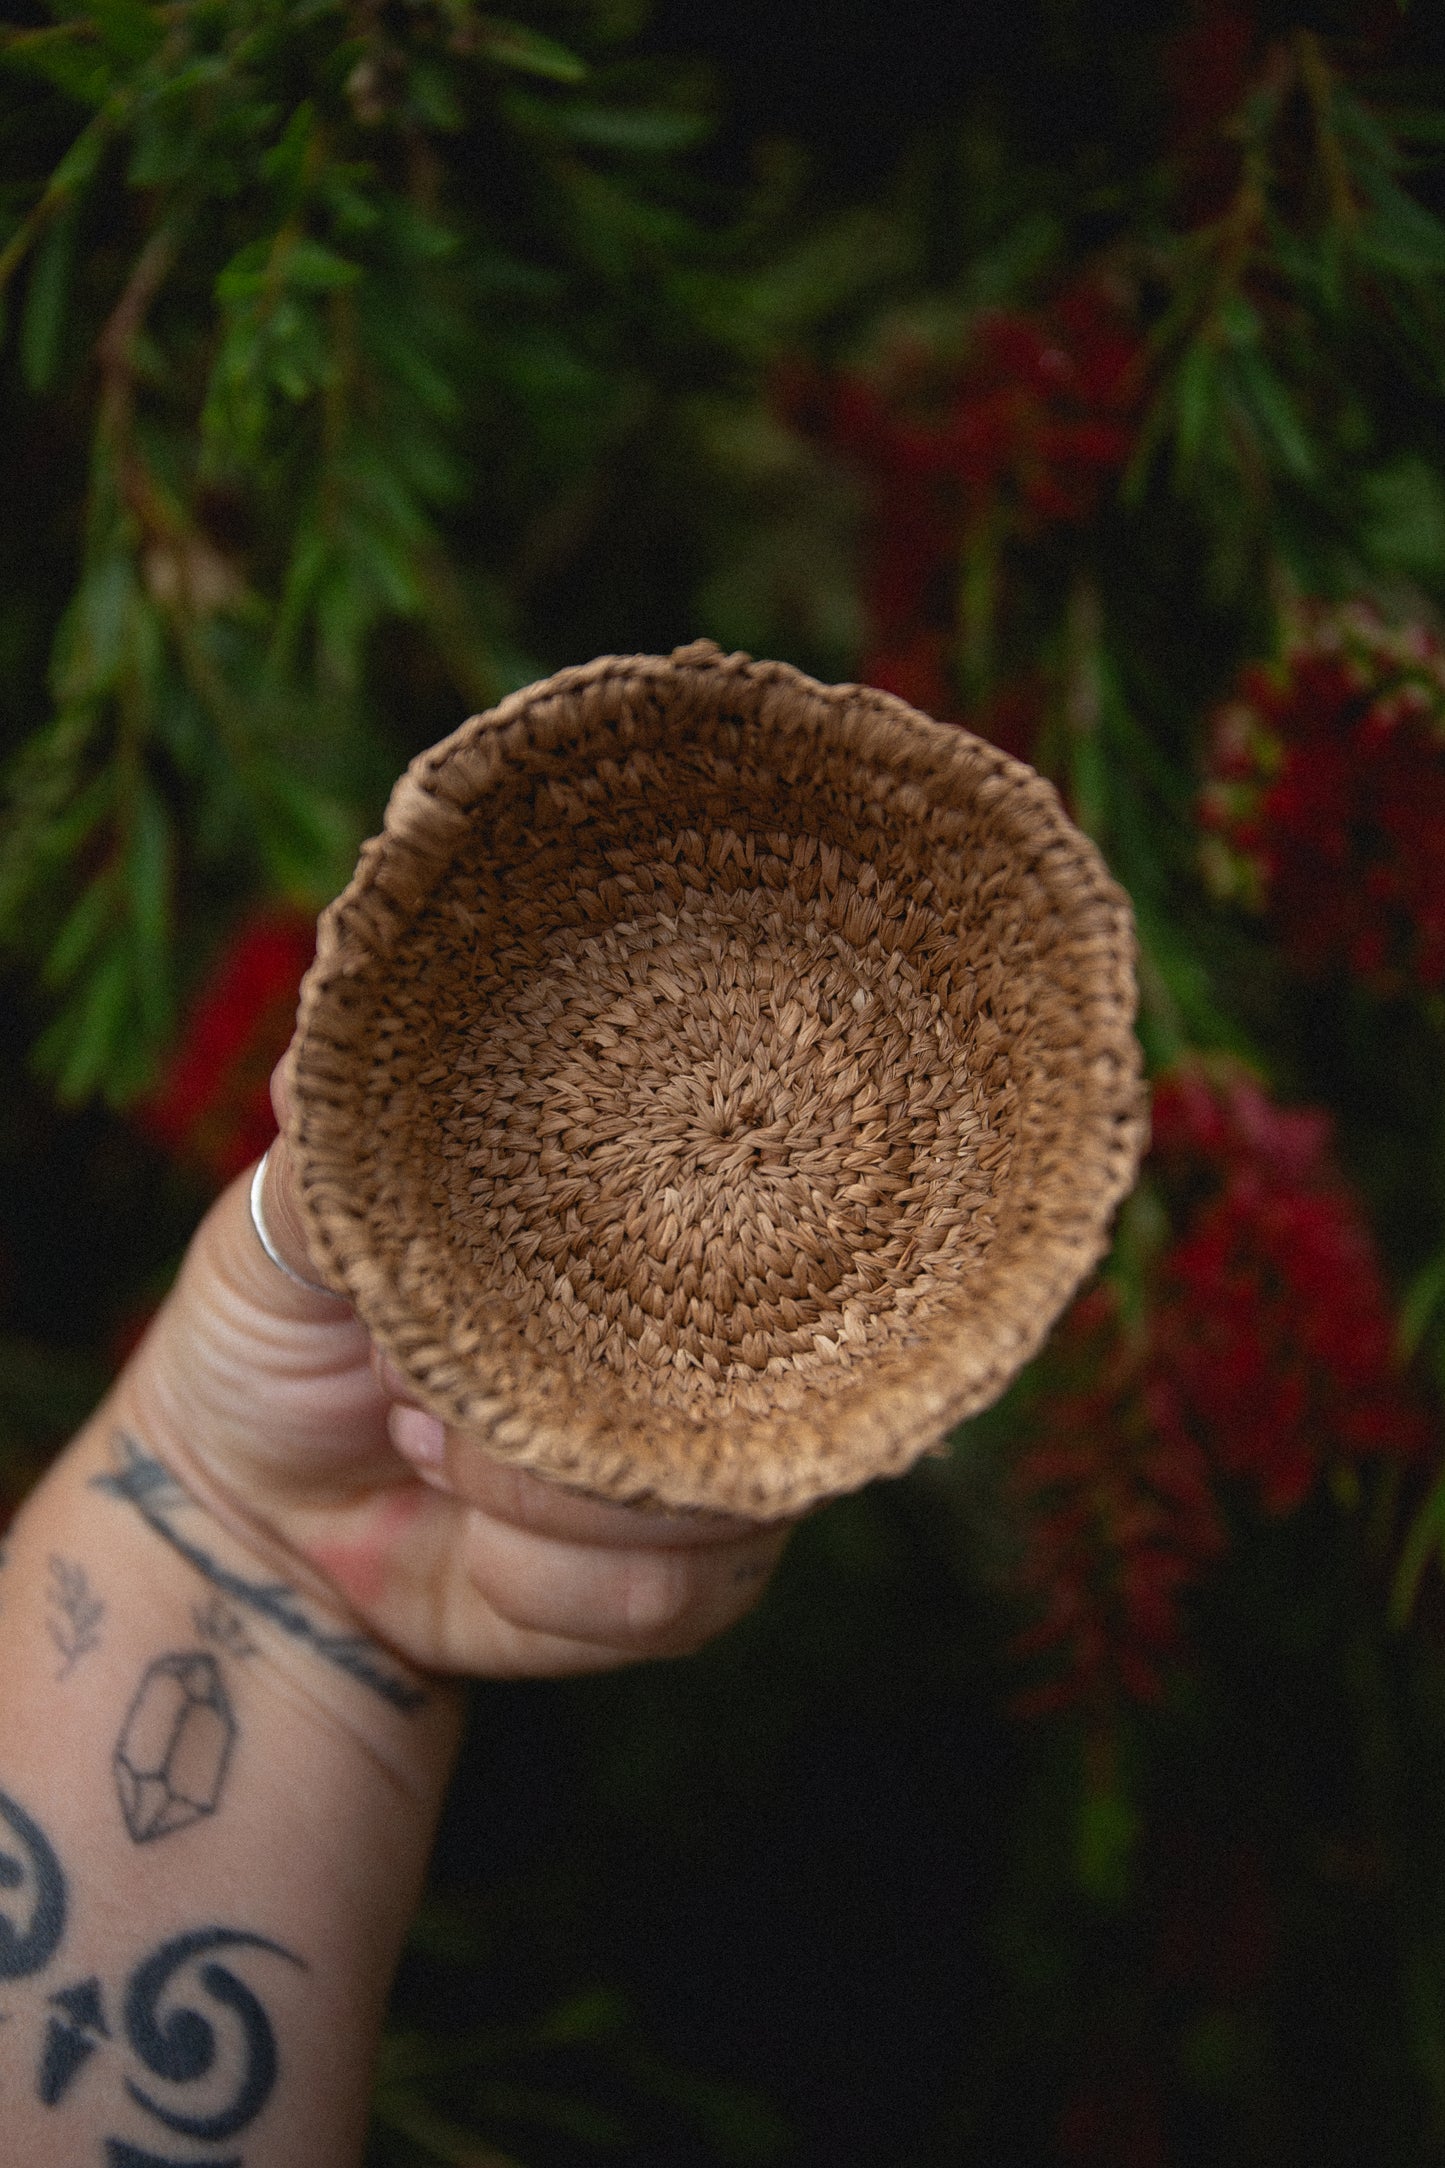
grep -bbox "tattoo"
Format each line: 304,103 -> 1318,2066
45,1556 -> 105,1679
39,1975 -> 108,2105
0,1783 -> 304,2153
192,1597 -> 258,1662
0,1787 -> 66,1980
114,1654 -> 237,1846
122,1927 -> 303,2141
93,1433 -> 425,1713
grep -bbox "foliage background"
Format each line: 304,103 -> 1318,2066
5,0 -> 1445,2161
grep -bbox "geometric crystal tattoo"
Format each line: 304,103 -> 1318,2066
114,1654 -> 236,1845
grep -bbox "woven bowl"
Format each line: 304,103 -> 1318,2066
284,642 -> 1145,1518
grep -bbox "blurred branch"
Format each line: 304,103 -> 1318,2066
0,0 -> 753,1102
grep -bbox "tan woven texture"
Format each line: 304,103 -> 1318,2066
284,642 -> 1146,1518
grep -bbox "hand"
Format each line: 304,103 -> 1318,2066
110,1061 -> 792,1681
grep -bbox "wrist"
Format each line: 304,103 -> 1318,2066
105,1167 -> 464,1688
66,1396 -> 463,1824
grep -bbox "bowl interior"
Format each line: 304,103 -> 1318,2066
291,658 -> 1142,1512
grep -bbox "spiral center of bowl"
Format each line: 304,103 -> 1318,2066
426,865 -> 1006,1413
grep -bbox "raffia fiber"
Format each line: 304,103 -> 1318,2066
284,642 -> 1146,1518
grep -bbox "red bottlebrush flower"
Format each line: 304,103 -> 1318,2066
862,493 -> 956,642
859,631 -> 958,721
1007,1063 -> 1425,1715
1150,1063 -> 1429,1512
138,911 -> 315,1187
974,672 -> 1048,762
943,292 -> 1141,528
782,280 -> 1143,710
1150,1065 -> 1330,1191
1007,1286 -> 1225,1718
1053,283 -> 1144,415
1201,603 -> 1445,996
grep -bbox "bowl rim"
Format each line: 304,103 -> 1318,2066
283,641 -> 1147,1517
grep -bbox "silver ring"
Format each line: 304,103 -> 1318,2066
250,1150 -> 341,1298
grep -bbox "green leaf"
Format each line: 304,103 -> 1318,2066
1068,715 -> 1108,845
1131,900 -> 1251,1066
1235,352 -> 1317,482
213,236 -> 272,305
126,779 -> 173,1038
1361,458 -> 1445,584
36,939 -> 131,1102
473,15 -> 587,84
86,0 -> 163,66
43,868 -> 115,990
535,1989 -> 628,2045
50,112 -> 111,195
733,207 -> 914,346
372,2087 -> 527,2165
1075,1765 -> 1138,1907
1171,337 -> 1220,480
259,101 -> 315,191
1217,290 -> 1262,345
0,24 -> 112,106
1391,1459 -> 1445,1628
20,201 -> 79,392
545,102 -> 711,155
1359,172 -> 1445,276
250,762 -> 358,901
318,165 -> 384,239
0,758 -> 113,936
407,59 -> 463,131
1387,110 -> 1445,150
1400,1247 -> 1445,1363
50,554 -> 141,702
284,238 -> 360,292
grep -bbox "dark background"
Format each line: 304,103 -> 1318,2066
5,3 -> 1445,2162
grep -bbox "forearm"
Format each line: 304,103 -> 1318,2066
0,1127 -> 786,2166
0,1396 -> 463,2168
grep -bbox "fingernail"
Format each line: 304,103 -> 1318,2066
390,1404 -> 448,1477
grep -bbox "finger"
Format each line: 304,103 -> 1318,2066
281,1468 -> 789,1679
270,1049 -> 294,1130
279,1474 -> 592,1682
467,1625 -> 678,1679
145,1164 -> 389,1491
459,1510 -> 790,1658
387,1404 -> 783,1550
433,1604 -> 702,1681
374,1349 -> 424,1408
